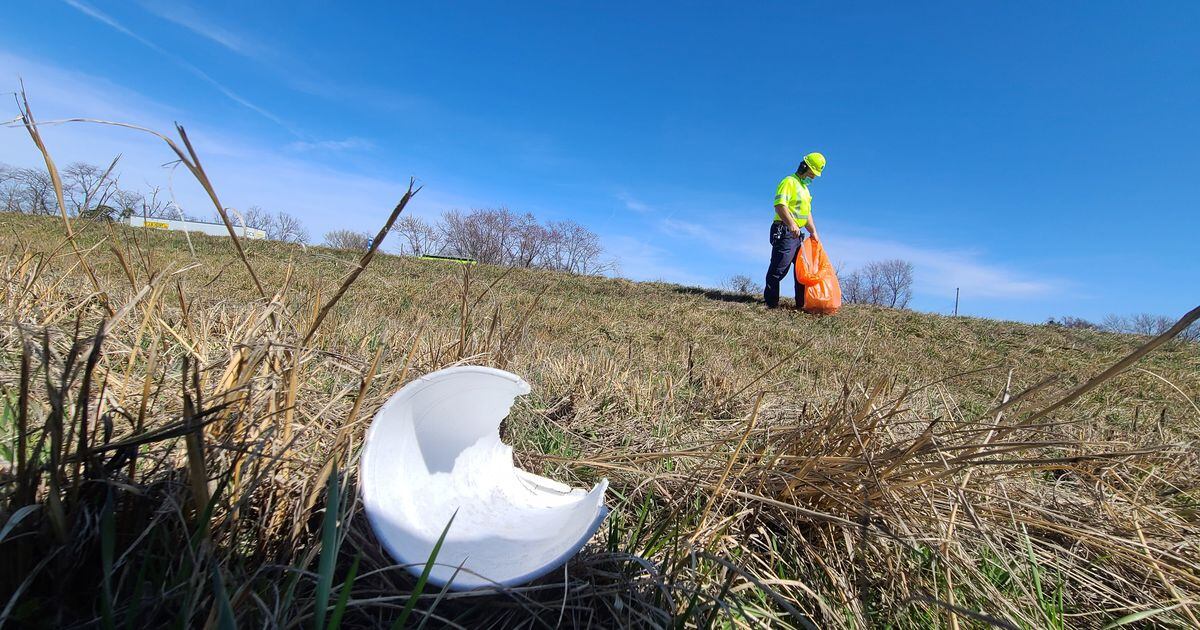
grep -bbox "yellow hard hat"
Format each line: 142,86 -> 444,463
803,152 -> 826,177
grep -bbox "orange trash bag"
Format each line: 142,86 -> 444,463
794,238 -> 842,315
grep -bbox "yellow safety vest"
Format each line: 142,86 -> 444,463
773,173 -> 811,228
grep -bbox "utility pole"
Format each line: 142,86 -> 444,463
954,288 -> 960,316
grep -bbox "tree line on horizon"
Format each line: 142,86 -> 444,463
0,160 -> 310,243
323,208 -> 617,276
1047,312 -> 1199,342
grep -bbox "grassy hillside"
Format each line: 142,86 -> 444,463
2,210 -> 1198,628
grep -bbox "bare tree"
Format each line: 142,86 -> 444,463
842,267 -> 886,306
723,274 -> 760,295
12,167 -> 56,215
841,269 -> 869,304
323,229 -> 371,250
120,187 -> 175,220
436,210 -> 471,258
111,186 -> 169,220
394,215 -> 442,256
432,208 -> 612,273
1100,314 -> 1127,334
543,220 -> 611,274
63,161 -> 120,220
3,160 -> 152,221
1046,316 -> 1099,330
842,259 -> 914,308
439,208 -> 518,265
227,205 -> 272,231
509,212 -> 548,268
111,189 -> 143,219
0,164 -> 21,213
871,259 -> 914,308
1102,313 -> 1174,337
217,206 -> 308,242
267,211 -> 309,243
146,188 -> 178,219
1102,313 -> 1198,343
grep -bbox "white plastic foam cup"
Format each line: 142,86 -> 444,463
360,366 -> 609,590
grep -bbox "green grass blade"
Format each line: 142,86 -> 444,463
414,560 -> 465,630
325,553 -> 360,630
625,493 -> 652,555
1022,527 -> 1043,598
392,509 -> 457,630
1102,604 -> 1181,629
209,564 -> 237,630
313,470 -> 341,630
0,505 -> 40,544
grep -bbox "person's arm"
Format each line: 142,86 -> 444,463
804,213 -> 819,240
775,204 -> 802,236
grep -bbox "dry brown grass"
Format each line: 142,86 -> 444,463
2,109 -> 1199,628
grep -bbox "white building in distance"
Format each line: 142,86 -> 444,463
128,215 -> 266,240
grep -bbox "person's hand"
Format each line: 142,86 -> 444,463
809,230 -> 820,241
788,224 -> 802,237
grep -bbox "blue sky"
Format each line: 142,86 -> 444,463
1,1 -> 1197,323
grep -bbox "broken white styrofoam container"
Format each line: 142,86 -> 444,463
360,366 -> 608,590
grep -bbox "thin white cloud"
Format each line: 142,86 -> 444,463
101,0 -> 513,169
61,0 -> 294,133
660,217 -> 762,260
133,0 -> 270,60
287,137 -> 376,153
828,234 -> 1058,299
64,0 -> 141,38
133,0 -> 420,112
616,191 -> 652,213
2,51 -> 181,123
602,235 -> 708,286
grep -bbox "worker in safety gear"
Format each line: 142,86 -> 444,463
764,152 -> 824,309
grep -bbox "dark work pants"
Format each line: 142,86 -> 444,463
763,222 -> 806,309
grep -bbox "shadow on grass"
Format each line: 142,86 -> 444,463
671,286 -> 763,305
